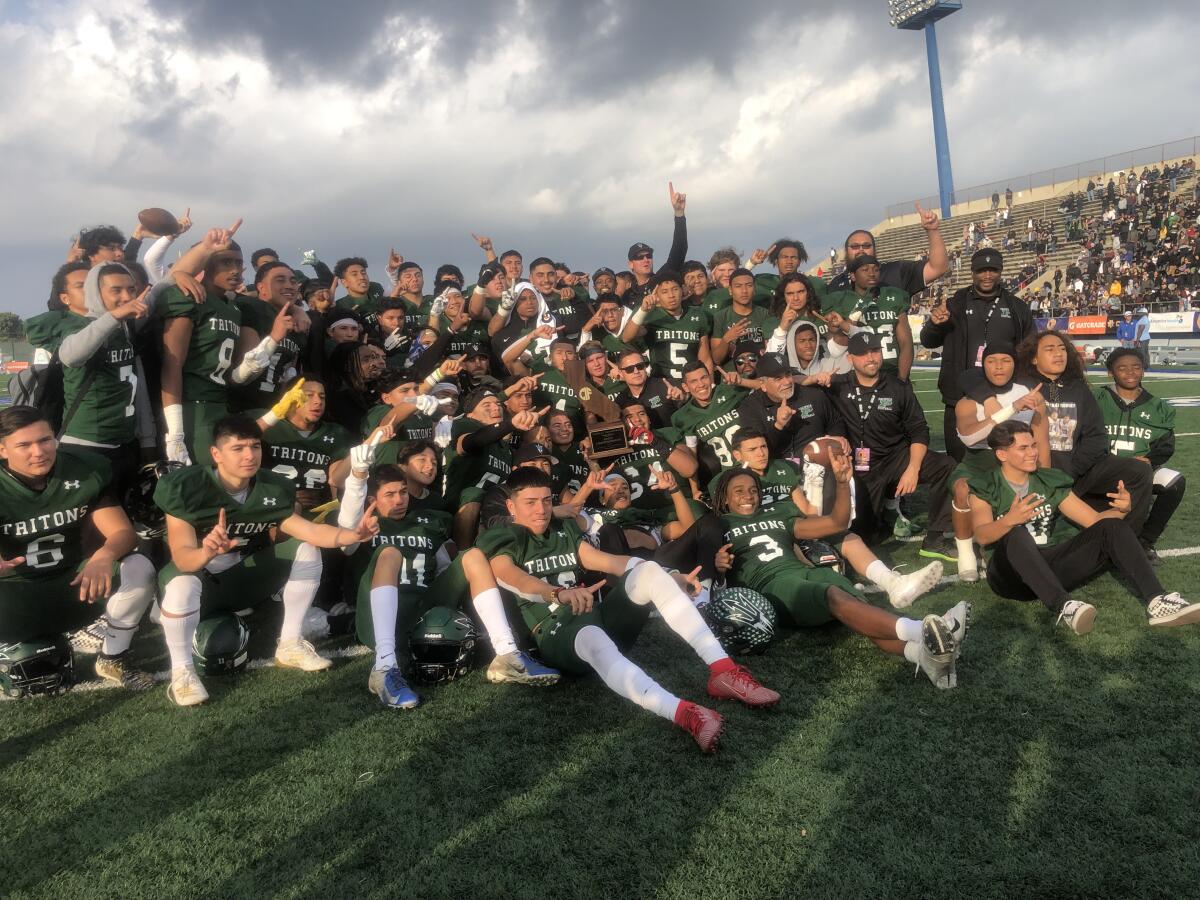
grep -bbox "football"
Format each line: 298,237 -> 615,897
138,207 -> 179,236
802,436 -> 845,467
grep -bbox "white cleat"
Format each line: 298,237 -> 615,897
913,615 -> 957,689
167,668 -> 209,707
887,561 -> 944,609
940,600 -> 971,657
275,638 -> 333,672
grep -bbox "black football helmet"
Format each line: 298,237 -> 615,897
795,539 -> 847,575
409,606 -> 478,684
701,588 -> 777,655
0,635 -> 75,698
123,460 -> 184,539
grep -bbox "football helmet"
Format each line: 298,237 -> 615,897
0,635 -> 74,698
192,613 -> 250,676
795,538 -> 847,575
701,588 -> 776,655
409,606 -> 478,684
124,460 -> 185,539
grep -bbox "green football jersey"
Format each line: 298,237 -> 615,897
154,465 -> 296,555
967,467 -> 1074,547
161,286 -> 242,403
352,509 -> 452,591
710,305 -> 779,349
261,420 -> 355,493
56,313 -> 138,446
24,310 -> 67,354
708,460 -> 799,508
700,288 -> 730,324
442,417 -> 513,500
641,306 -> 711,381
821,288 -> 909,372
608,431 -> 688,511
534,369 -> 583,425
438,315 -> 490,357
1094,387 -> 1175,459
476,518 -> 587,631
552,443 -> 591,496
721,500 -> 804,591
0,447 -> 114,581
671,384 -> 751,469
231,298 -> 308,406
335,289 -> 384,329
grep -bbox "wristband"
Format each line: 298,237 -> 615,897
260,410 -> 281,427
164,403 -> 185,437
990,405 -> 1015,424
631,307 -> 648,326
666,486 -> 681,495
423,368 -> 443,390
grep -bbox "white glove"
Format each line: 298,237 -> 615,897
684,435 -> 699,450
498,290 -> 515,314
434,417 -> 454,449
405,394 -> 441,416
429,294 -> 448,319
165,435 -> 192,466
350,431 -> 384,472
300,250 -> 318,267
383,330 -> 406,352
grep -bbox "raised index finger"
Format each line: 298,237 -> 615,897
227,217 -> 243,235
217,507 -> 227,528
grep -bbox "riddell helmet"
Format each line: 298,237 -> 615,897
0,635 -> 74,698
701,588 -> 777,655
409,606 -> 478,684
794,539 -> 847,576
192,613 -> 250,676
123,460 -> 184,538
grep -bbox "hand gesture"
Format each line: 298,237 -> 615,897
557,286 -> 574,301
775,399 -> 795,429
449,311 -> 472,332
269,378 -> 307,421
329,275 -> 339,302
202,508 -> 238,560
748,247 -> 770,268
202,218 -> 243,253
929,296 -> 950,325
641,294 -> 658,312
720,368 -> 743,387
470,233 -> 494,253
350,429 -> 387,474
557,580 -> 605,615
349,501 -> 381,543
583,464 -> 615,496
67,234 -> 84,263
916,201 -> 940,232
1106,480 -> 1131,514
651,469 -> 678,492
269,301 -> 295,341
533,324 -> 559,340
665,382 -> 685,402
779,306 -> 799,331
583,309 -> 604,333
823,310 -> 850,334
1003,492 -> 1043,525
715,543 -> 734,575
723,318 -> 752,343
174,207 -> 193,235
512,406 -> 549,431
516,373 -> 543,394
830,452 -> 853,484
440,358 -> 463,378
111,285 -> 151,321
1014,382 -> 1044,411
671,565 -> 704,598
668,181 -> 686,216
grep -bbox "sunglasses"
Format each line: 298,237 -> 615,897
735,354 -> 758,364
631,253 -> 653,261
620,362 -> 649,374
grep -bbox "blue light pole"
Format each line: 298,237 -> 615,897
889,1 -> 962,220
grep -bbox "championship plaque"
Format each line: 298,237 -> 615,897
563,360 -> 630,460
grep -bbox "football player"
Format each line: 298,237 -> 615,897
709,268 -> 776,365
821,255 -> 914,380
154,415 -> 379,707
621,271 -> 712,383
0,406 -> 156,690
478,467 -> 780,753
671,360 -> 754,480
231,260 -> 310,412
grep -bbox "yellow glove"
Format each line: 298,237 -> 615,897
270,378 -> 307,420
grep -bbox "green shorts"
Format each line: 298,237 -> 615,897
183,399 -> 230,463
352,552 -> 472,649
159,539 -> 301,614
518,574 -> 651,675
951,447 -> 998,486
0,559 -> 121,643
750,562 -> 860,628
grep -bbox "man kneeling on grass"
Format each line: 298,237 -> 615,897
477,467 -> 780,753
967,420 -> 1200,633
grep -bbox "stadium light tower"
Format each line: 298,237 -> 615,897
888,0 -> 962,220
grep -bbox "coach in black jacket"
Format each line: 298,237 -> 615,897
920,249 -> 1035,460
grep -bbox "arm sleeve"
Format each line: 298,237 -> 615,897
460,421 -> 516,453
337,473 -> 369,529
664,216 -> 688,275
58,314 -> 121,367
1147,432 -> 1175,467
142,236 -> 176,284
123,235 -> 143,262
410,330 -> 456,381
313,261 -> 334,285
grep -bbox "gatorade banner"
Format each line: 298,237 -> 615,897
1066,315 -> 1108,335
1148,311 -> 1198,334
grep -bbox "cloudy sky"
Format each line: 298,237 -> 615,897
2,0 -> 1198,318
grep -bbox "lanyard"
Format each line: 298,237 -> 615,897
850,383 -> 880,447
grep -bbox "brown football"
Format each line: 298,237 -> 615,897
802,436 -> 846,468
138,207 -> 179,237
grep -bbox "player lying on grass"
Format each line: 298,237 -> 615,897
711,459 -> 968,689
337,456 -> 559,709
966,420 -> 1200,634
154,415 -> 380,707
0,406 -> 157,692
478,467 -> 781,753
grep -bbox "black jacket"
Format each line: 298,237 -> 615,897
1022,372 -> 1108,478
920,285 -> 1034,405
739,386 -> 841,459
827,372 -> 927,464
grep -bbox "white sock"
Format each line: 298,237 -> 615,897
865,560 -> 896,592
626,562 -> 726,665
280,543 -> 322,642
471,587 -> 518,656
956,538 -> 978,572
161,574 -> 202,672
102,554 -> 156,655
369,586 -> 399,670
903,641 -> 921,665
574,625 -> 680,721
895,617 -> 922,644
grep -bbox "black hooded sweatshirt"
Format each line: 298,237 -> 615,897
1021,371 -> 1108,478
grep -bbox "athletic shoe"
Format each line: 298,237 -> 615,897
891,508 -> 921,539
1142,544 -> 1162,566
275,638 -> 333,671
707,664 -> 780,708
368,666 -> 420,709
1055,599 -> 1096,635
1147,593 -> 1200,627
94,652 -> 155,692
918,533 -> 958,563
913,615 -> 957,689
68,616 -> 107,654
957,559 -> 980,584
674,701 -> 724,753
940,600 -> 972,655
167,668 -> 209,707
886,561 -> 944,609
486,651 -> 561,686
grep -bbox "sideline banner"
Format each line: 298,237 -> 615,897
1148,311 -> 1198,334
1036,316 -> 1069,331
1066,315 -> 1108,335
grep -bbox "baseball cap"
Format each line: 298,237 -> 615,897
971,248 -> 1004,272
579,342 -> 606,361
847,254 -> 880,274
463,343 -> 489,359
628,242 -> 654,260
754,354 -> 791,377
847,332 -> 882,355
732,338 -> 764,359
514,442 -> 558,465
593,266 -> 616,280
1122,309 -> 1133,316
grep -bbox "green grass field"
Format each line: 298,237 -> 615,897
4,366 -> 1200,898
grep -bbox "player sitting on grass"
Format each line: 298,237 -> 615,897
711,459 -> 968,689
154,415 -> 380,707
337,459 -> 559,709
478,467 -> 780,753
966,420 -> 1200,634
0,406 -> 157,691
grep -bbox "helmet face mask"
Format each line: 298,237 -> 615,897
192,613 -> 250,676
0,635 -> 75,698
408,606 -> 479,684
701,588 -> 776,655
124,460 -> 185,539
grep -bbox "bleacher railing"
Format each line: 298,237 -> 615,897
885,136 -> 1199,221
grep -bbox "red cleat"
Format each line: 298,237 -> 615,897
707,664 -> 780,708
674,701 -> 724,753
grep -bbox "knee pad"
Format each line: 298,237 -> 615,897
625,560 -> 679,606
289,542 -> 323,583
118,553 -> 156,592
162,575 -> 203,616
573,623 -> 616,664
1154,468 -> 1184,491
